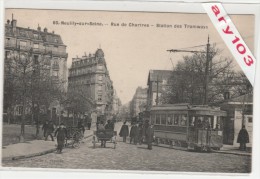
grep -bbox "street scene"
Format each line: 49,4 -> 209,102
2,9 -> 254,173
2,122 -> 251,173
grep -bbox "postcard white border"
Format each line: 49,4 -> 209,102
0,1 -> 260,179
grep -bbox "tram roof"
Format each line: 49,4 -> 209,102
150,104 -> 225,112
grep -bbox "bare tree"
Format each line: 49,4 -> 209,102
161,45 -> 250,105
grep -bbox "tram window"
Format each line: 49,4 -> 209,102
167,114 -> 173,125
174,114 -> 179,125
180,115 -> 187,126
197,116 -> 204,128
156,114 -> 160,124
161,114 -> 166,125
151,115 -> 156,125
189,116 -> 195,126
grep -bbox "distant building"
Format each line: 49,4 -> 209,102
112,90 -> 121,116
220,93 -> 253,148
130,87 -> 147,118
4,17 -> 68,122
146,70 -> 172,110
68,49 -> 114,117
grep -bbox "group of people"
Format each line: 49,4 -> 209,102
97,120 -> 115,147
119,121 -> 154,150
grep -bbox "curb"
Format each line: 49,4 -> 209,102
2,134 -> 93,162
211,150 -> 251,156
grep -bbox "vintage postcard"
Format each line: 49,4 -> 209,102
1,6 -> 256,174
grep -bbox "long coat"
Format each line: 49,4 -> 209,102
55,127 -> 67,146
119,124 -> 129,137
130,125 -> 138,138
46,123 -> 55,134
146,126 -> 154,144
237,128 -> 249,143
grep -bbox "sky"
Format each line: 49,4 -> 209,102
5,9 -> 255,105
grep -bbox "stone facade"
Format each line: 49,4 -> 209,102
68,49 -> 114,117
130,87 -> 147,118
4,17 -> 68,122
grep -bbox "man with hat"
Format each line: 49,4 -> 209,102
55,123 -> 67,154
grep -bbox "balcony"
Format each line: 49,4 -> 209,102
5,41 -> 68,57
5,41 -> 16,49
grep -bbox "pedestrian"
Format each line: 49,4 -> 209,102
130,123 -> 138,144
45,120 -> 55,141
237,125 -> 249,151
87,116 -> 92,130
146,123 -> 155,150
42,121 -> 49,138
54,123 -> 67,154
119,121 -> 129,142
98,121 -> 106,147
138,123 -> 143,145
105,120 -> 114,130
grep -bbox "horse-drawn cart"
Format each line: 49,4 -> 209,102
92,130 -> 117,149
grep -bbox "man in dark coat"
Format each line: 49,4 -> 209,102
119,121 -> 129,142
45,121 -> 55,141
138,123 -> 144,145
42,121 -> 49,138
146,123 -> 155,150
237,125 -> 249,151
130,123 -> 138,144
55,123 -> 67,154
105,120 -> 114,130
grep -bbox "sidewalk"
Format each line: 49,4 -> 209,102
213,145 -> 252,156
2,128 -> 93,161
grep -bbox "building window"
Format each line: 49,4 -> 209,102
97,65 -> 103,70
98,75 -> 103,81
248,117 -> 253,123
52,70 -> 58,77
33,34 -> 39,39
33,55 -> 39,64
98,95 -> 102,101
19,41 -> 27,49
98,85 -> 102,91
33,43 -> 39,49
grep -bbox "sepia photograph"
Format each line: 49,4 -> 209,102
1,8 -> 254,173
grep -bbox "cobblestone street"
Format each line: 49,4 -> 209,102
2,123 -> 251,173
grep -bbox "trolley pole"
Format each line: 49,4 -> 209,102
203,36 -> 210,105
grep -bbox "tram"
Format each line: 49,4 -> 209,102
150,104 -> 227,151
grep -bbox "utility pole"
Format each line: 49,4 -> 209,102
167,36 -> 212,105
203,35 -> 210,105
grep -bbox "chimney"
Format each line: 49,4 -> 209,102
11,14 -> 17,34
44,27 -> 48,33
52,31 -> 55,34
37,24 -> 41,31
